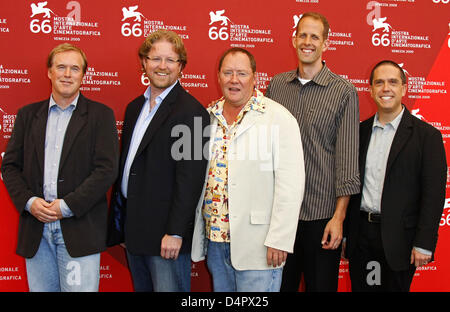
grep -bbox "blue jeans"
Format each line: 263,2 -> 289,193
206,241 -> 283,292
25,221 -> 100,292
126,250 -> 191,292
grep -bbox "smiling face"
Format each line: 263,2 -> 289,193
370,63 -> 406,116
47,50 -> 85,104
142,40 -> 182,95
292,16 -> 328,69
218,51 -> 256,109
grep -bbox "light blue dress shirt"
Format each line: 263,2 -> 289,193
361,108 -> 404,214
25,93 -> 78,218
121,82 -> 177,198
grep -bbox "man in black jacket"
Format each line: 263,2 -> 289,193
109,30 -> 209,292
345,60 -> 447,291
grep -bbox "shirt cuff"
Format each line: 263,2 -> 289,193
414,246 -> 432,256
25,196 -> 37,212
59,199 -> 74,218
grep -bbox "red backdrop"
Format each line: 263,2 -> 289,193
0,0 -> 449,292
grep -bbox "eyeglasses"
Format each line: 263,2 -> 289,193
220,70 -> 251,78
145,56 -> 180,65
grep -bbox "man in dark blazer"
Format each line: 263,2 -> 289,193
108,30 -> 209,292
1,43 -> 119,292
345,60 -> 447,291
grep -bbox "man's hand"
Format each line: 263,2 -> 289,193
267,247 -> 287,268
29,198 -> 58,223
161,235 -> 182,260
322,196 -> 348,250
410,248 -> 432,267
48,199 -> 63,220
321,216 -> 343,250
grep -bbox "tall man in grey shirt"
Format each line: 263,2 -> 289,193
265,12 -> 360,291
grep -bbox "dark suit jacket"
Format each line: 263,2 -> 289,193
1,94 -> 119,258
346,108 -> 447,271
108,82 -> 209,256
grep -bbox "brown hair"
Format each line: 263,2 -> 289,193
369,60 -> 407,85
295,12 -> 330,40
47,43 -> 88,74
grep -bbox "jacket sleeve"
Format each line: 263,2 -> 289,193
264,107 -> 305,253
1,108 -> 36,214
165,104 -> 210,238
414,127 -> 447,252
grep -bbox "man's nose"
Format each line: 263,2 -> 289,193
230,72 -> 239,82
64,67 -> 71,77
303,35 -> 312,45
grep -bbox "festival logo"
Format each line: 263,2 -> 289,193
209,10 -> 232,26
29,1 -> 101,41
120,5 -> 189,39
366,3 -> 432,54
207,9 -> 274,48
370,16 -> 392,47
30,1 -> 56,19
121,5 -> 145,22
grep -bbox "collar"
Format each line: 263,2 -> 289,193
285,61 -> 331,87
143,80 -> 178,103
209,89 -> 266,116
49,92 -> 79,111
373,106 -> 405,130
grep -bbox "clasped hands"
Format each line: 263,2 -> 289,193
30,197 -> 63,223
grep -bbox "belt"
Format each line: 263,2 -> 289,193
360,210 -> 381,223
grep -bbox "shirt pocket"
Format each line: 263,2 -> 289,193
250,210 -> 271,225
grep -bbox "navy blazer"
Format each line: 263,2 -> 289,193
346,108 -> 447,271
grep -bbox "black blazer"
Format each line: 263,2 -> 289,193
1,94 -> 119,258
108,82 -> 209,256
346,108 -> 447,271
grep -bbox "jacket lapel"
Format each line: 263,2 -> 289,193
133,82 -> 180,159
234,109 -> 260,140
385,109 -> 413,176
359,117 -> 374,184
31,100 -> 50,176
120,95 -> 146,171
59,94 -> 88,169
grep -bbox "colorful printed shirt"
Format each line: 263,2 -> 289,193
203,89 -> 266,242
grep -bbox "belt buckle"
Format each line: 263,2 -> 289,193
368,212 -> 377,223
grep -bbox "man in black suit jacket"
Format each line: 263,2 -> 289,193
1,43 -> 119,291
108,30 -> 209,292
345,60 -> 447,291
